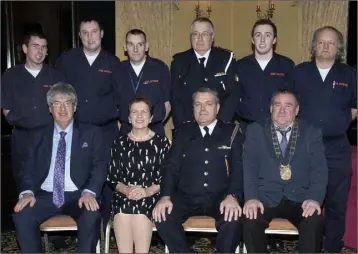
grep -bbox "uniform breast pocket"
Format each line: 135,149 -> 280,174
333,86 -> 350,108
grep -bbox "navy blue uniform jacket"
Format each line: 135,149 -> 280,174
170,47 -> 239,127
161,120 -> 244,200
243,119 -> 328,207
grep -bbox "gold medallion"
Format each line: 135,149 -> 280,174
280,164 -> 292,180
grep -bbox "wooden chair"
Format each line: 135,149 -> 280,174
40,215 -> 101,253
104,215 -> 241,253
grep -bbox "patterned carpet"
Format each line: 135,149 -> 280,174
1,231 -> 357,253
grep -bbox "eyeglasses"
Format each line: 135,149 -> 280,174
51,100 -> 74,108
191,31 -> 212,40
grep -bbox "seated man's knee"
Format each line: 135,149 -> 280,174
243,217 -> 264,231
13,206 -> 36,226
301,213 -> 324,229
77,209 -> 101,228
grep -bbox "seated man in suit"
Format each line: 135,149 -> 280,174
153,87 -> 244,253
12,82 -> 107,253
242,89 -> 328,253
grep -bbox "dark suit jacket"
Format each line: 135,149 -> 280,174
161,120 -> 244,201
16,122 -> 107,196
170,47 -> 240,126
243,119 -> 328,207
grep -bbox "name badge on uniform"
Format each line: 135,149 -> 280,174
217,145 -> 231,150
270,72 -> 285,76
214,72 -> 226,77
98,69 -> 112,74
43,84 -> 52,88
143,80 -> 159,84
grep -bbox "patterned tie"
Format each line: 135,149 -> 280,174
53,131 -> 67,208
199,57 -> 206,70
203,126 -> 210,140
278,127 -> 291,157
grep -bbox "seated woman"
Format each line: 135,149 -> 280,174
107,97 -> 171,253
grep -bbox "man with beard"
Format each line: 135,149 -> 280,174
236,19 -> 295,130
293,26 -> 357,253
1,32 -> 65,179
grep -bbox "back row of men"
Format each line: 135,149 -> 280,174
1,16 -> 357,252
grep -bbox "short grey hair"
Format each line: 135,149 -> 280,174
190,17 -> 214,34
47,82 -> 78,106
311,26 -> 345,62
192,87 -> 220,105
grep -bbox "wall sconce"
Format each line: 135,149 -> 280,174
195,1 -> 212,18
256,0 -> 275,20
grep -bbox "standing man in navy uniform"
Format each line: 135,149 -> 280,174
56,18 -> 121,149
116,29 -> 170,136
236,19 -> 295,129
170,17 -> 239,129
1,32 -> 64,177
293,26 -> 357,253
153,87 -> 243,253
56,18 -> 121,225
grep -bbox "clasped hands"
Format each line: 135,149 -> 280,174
124,184 -> 148,201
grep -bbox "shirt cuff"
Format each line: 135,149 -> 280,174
82,189 -> 96,197
19,190 -> 34,200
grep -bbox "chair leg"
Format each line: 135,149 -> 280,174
96,240 -> 100,253
43,232 -> 50,253
104,221 -> 112,253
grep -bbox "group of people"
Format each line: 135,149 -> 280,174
1,14 -> 356,254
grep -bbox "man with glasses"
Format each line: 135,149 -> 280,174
1,31 -> 65,179
170,17 -> 239,130
12,82 -> 106,253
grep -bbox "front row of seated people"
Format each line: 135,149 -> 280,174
13,82 -> 328,253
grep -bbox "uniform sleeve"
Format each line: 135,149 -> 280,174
306,127 -> 328,204
107,139 -> 125,190
217,53 -> 240,122
111,57 -> 123,107
242,124 -> 260,201
350,69 -> 357,108
170,56 -> 185,127
160,127 -> 186,197
161,64 -> 171,102
284,60 -> 296,90
227,126 -> 244,201
55,54 -> 66,78
1,70 -> 14,110
151,64 -> 169,124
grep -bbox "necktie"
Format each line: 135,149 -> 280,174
53,131 -> 67,208
278,127 -> 291,157
199,57 -> 206,70
203,126 -> 210,140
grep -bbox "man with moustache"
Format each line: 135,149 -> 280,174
153,87 -> 243,253
293,26 -> 357,253
116,29 -> 170,136
236,19 -> 295,130
1,32 -> 65,178
242,89 -> 328,253
170,17 -> 239,130
56,18 -> 121,225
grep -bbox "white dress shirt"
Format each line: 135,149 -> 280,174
275,122 -> 294,143
194,49 -> 211,67
199,119 -> 217,137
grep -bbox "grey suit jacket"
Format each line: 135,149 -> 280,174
243,118 -> 328,207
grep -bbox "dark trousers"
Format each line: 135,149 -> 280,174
155,191 -> 242,253
323,136 -> 352,252
12,190 -> 101,253
243,197 -> 324,253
